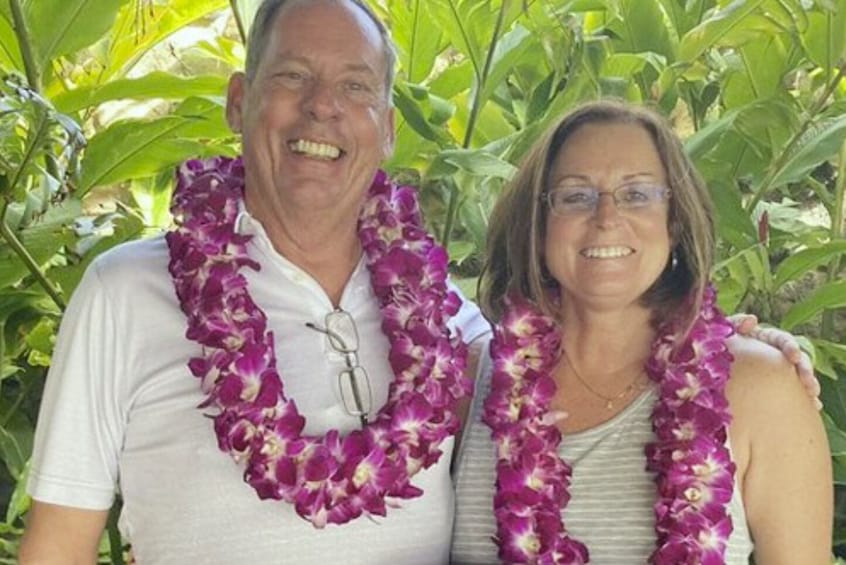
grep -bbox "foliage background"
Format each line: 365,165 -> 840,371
0,0 -> 844,561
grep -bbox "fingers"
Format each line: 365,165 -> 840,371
728,313 -> 759,335
748,326 -> 801,363
745,325 -> 822,411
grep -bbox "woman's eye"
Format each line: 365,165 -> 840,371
619,185 -> 650,202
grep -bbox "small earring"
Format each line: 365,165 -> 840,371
671,250 -> 679,270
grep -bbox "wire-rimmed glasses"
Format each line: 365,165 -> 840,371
545,183 -> 671,217
306,309 -> 373,427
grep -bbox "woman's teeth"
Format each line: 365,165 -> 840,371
581,246 -> 633,259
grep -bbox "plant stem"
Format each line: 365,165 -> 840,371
821,140 -> 846,338
8,0 -> 41,92
230,0 -> 247,45
747,65 -> 846,212
0,201 -> 65,311
441,0 -> 508,247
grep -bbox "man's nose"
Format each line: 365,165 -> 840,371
303,80 -> 341,120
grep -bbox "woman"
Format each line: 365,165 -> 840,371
451,101 -> 831,564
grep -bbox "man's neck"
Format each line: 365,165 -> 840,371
247,203 -> 364,307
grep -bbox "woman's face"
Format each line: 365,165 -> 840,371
543,122 -> 672,312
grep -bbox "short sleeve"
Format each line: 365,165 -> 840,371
27,259 -> 127,510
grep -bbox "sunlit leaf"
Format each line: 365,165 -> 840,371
774,241 -> 846,288
769,114 -> 846,189
678,0 -> 768,63
26,0 -> 124,70
782,280 -> 846,330
54,73 -> 229,114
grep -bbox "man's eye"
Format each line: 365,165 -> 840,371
279,71 -> 305,82
345,81 -> 371,93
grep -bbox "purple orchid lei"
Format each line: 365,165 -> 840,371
484,287 -> 735,564
166,156 -> 470,527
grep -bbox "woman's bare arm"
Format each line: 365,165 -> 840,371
728,336 -> 832,565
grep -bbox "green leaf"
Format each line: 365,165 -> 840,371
774,241 -> 846,288
0,423 -> 28,479
686,108 -> 739,163
769,114 -> 846,189
782,280 -> 846,330
103,0 -> 228,81
24,317 -> 56,365
51,213 -> 146,298
388,0 -> 444,84
722,36 -> 789,108
479,25 -> 535,104
708,179 -> 756,248
0,12 -> 22,72
26,0 -> 124,70
802,5 -> 846,72
5,459 -> 30,524
0,199 -> 80,289
427,148 -> 517,180
813,339 -> 846,380
78,99 -> 230,194
53,73 -> 229,114
678,0 -> 768,63
609,0 -> 676,61
392,82 -> 451,145
826,413 -> 846,456
821,377 -> 846,461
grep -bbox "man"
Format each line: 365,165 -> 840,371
19,1 -> 818,563
20,1 -> 489,563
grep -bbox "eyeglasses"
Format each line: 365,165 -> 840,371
545,183 -> 671,217
306,309 -> 373,427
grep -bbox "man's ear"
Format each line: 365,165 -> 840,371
226,72 -> 247,133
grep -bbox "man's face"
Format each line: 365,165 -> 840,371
226,0 -> 394,218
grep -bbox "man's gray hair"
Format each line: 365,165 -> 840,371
244,0 -> 397,97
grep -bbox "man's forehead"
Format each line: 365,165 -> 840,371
265,1 -> 386,63
271,0 -> 384,41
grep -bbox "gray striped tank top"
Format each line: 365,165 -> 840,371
451,352 -> 754,564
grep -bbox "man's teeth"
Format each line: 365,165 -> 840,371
289,140 -> 341,160
582,246 -> 633,259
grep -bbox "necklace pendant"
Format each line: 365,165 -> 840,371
605,399 -> 614,410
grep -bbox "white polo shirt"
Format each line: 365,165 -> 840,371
28,210 -> 490,564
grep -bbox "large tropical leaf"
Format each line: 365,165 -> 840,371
0,13 -> 22,72
608,0 -> 675,61
26,0 -> 124,72
479,25 -> 536,105
722,36 -> 789,109
782,280 -> 846,330
774,241 -> 846,289
78,98 -> 230,194
102,0 -> 228,81
678,0 -> 769,63
802,1 -> 846,74
0,199 -> 80,290
385,0 -> 444,84
769,114 -> 846,189
54,72 -> 228,114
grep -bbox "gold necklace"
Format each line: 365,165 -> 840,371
561,349 -> 647,410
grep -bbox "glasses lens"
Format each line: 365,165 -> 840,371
549,187 -> 596,214
325,311 -> 358,352
339,366 -> 372,417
